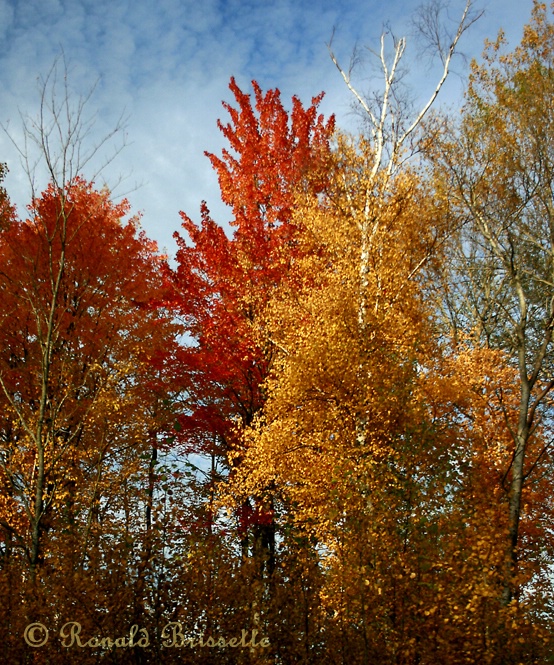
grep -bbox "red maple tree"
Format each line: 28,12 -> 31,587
167,78 -> 335,554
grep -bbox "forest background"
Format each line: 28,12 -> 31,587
1,1 -> 554,664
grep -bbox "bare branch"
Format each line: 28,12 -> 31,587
402,0 -> 483,146
328,0 -> 482,176
1,53 -> 130,199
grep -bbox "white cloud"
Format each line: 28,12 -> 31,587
0,0 -> 538,257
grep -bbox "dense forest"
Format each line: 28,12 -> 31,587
1,2 -> 554,663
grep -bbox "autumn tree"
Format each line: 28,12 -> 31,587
223,140 -> 447,662
168,78 -> 334,562
0,176 -> 181,655
427,0 -> 554,624
0,61 -> 186,664
223,133 -> 551,664
0,56 -> 150,574
324,1 -> 481,461
221,3 -> 554,661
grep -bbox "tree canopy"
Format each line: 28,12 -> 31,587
1,3 -> 554,664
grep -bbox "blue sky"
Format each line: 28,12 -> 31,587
0,0 -> 536,257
